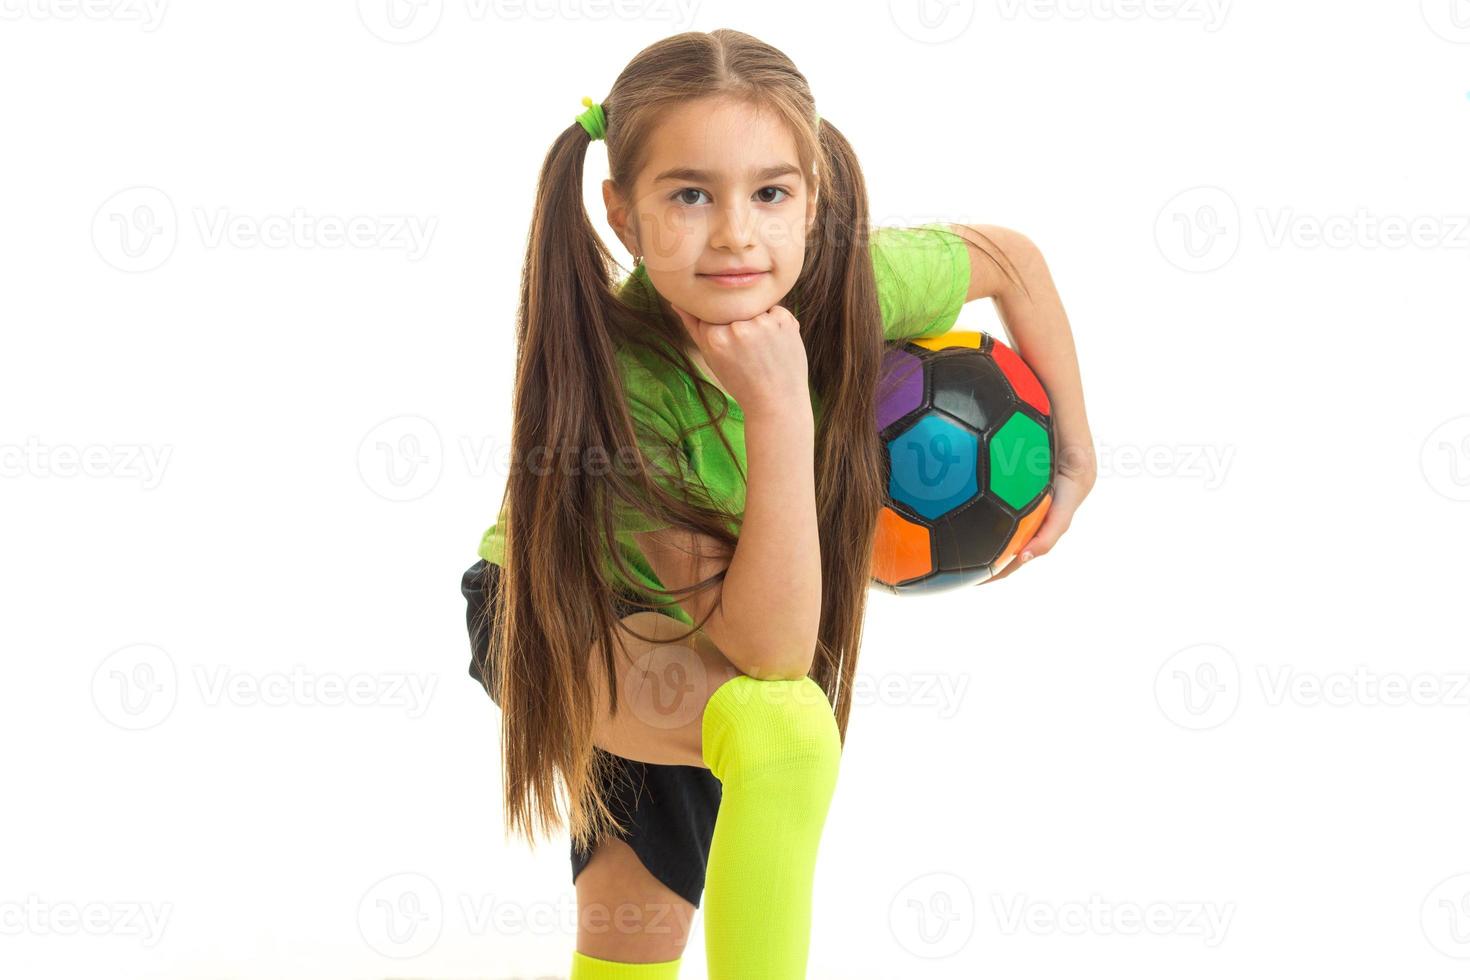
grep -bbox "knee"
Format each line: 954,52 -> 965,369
700,675 -> 841,787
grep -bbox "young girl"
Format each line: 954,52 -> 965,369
461,28 -> 1095,979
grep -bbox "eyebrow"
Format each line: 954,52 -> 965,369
652,163 -> 802,184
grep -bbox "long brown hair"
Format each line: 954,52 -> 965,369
487,28 -> 1020,855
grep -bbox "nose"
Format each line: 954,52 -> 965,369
708,198 -> 758,254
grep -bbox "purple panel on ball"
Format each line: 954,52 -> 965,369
877,347 -> 925,431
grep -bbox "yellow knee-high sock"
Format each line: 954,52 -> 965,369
569,949 -> 681,978
700,674 -> 843,979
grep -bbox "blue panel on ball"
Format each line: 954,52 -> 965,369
887,412 -> 979,520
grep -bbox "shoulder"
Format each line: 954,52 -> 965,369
869,222 -> 969,278
868,222 -> 971,342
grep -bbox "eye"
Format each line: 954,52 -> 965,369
670,186 -> 793,207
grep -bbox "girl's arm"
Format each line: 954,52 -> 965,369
950,224 -> 1097,576
716,399 -> 821,678
632,400 -> 820,682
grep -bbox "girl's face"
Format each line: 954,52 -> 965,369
604,96 -> 818,327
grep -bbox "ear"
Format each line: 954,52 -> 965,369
805,187 -> 819,236
602,179 -> 640,256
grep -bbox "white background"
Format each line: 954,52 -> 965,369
3,1 -> 1469,978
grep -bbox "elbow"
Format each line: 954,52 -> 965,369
741,646 -> 818,682
711,607 -> 820,682
711,590 -> 829,681
738,626 -> 822,681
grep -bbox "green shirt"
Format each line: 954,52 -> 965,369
474,222 -> 971,625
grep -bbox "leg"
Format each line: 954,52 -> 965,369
465,567 -> 716,974
699,673 -> 842,979
577,612 -> 843,978
570,612 -> 737,976
575,836 -> 695,963
586,611 -> 741,768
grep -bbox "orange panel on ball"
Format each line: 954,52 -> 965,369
996,491 -> 1052,569
871,505 -> 933,584
913,329 -> 982,352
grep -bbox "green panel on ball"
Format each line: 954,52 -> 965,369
989,413 -> 1051,509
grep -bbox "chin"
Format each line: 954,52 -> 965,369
695,290 -> 785,324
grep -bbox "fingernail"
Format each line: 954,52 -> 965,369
1020,551 -> 1033,563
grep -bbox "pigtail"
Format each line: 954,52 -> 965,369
498,112 -> 749,855
791,117 -> 888,747
496,120 -> 633,855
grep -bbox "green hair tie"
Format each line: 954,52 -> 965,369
576,95 -> 607,141
576,95 -> 818,141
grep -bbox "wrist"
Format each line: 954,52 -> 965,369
1055,440 -> 1097,481
741,392 -> 814,425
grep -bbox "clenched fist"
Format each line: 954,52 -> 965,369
669,303 -> 810,417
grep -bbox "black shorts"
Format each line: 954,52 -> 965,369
460,558 -> 722,909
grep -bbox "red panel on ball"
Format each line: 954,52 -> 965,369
990,339 -> 1051,416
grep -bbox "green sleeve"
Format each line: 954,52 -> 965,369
870,222 -> 972,342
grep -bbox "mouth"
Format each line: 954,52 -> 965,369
697,270 -> 769,287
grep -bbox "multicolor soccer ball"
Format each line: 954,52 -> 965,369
870,329 -> 1056,594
